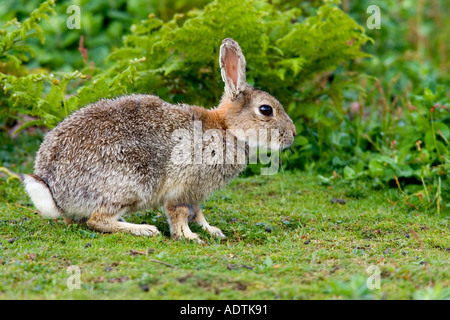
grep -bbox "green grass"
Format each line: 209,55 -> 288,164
0,155 -> 449,299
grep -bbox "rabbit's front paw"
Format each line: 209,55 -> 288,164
129,224 -> 160,237
172,229 -> 203,244
87,213 -> 160,237
203,225 -> 226,240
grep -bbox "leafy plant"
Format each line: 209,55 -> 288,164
0,0 -> 213,71
0,0 -> 86,130
1,0 -> 371,127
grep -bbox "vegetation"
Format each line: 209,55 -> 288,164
0,0 -> 448,299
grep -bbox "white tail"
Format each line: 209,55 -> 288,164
23,174 -> 61,219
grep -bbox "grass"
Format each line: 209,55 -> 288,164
0,132 -> 449,300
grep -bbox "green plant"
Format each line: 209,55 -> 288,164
278,1 -> 450,213
0,0 -> 87,130
314,85 -> 449,213
1,0 -> 371,138
0,0 -> 213,71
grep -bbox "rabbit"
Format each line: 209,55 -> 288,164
22,38 -> 297,242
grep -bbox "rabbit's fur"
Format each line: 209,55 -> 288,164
23,38 -> 296,242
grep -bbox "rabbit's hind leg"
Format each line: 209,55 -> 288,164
189,204 -> 226,240
86,211 -> 159,237
164,202 -> 202,243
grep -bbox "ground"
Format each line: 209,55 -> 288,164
0,164 -> 448,299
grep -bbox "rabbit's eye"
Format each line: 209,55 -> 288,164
259,105 -> 273,116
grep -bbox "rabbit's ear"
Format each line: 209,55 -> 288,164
220,38 -> 247,100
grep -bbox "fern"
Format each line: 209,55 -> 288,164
1,0 -> 371,131
72,0 -> 371,109
0,0 -> 87,129
0,0 -> 55,71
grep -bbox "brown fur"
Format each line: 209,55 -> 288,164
23,38 -> 296,242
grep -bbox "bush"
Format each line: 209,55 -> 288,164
0,0 -> 213,71
0,0 -> 370,133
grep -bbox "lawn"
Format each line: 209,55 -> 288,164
0,134 -> 448,299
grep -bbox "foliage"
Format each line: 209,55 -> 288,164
278,0 -> 450,213
298,85 -> 449,213
0,0 -> 86,130
0,0 -> 212,71
0,0 -> 371,132
346,0 -> 449,90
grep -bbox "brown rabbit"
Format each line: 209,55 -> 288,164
23,38 -> 296,242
